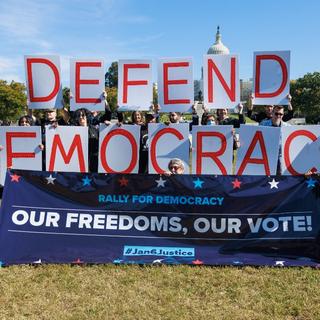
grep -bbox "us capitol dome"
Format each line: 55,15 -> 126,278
207,26 -> 230,55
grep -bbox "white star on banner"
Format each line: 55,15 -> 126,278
46,174 -> 56,185
152,259 -> 163,264
275,260 -> 285,266
155,176 -> 166,187
268,178 -> 279,189
33,259 -> 42,264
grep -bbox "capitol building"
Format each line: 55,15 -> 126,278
194,26 -> 252,103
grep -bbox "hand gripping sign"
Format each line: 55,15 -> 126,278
118,60 -> 153,111
157,57 -> 194,113
70,59 -> 105,111
0,127 -> 42,185
203,54 -> 240,109
253,51 -> 290,105
98,124 -> 140,174
24,55 -> 63,109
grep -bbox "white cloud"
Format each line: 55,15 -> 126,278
0,0 -> 55,50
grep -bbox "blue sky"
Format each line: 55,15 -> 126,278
0,0 -> 319,85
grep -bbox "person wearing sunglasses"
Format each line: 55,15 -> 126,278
259,106 -> 291,127
247,94 -> 293,123
260,106 -> 290,175
164,158 -> 185,175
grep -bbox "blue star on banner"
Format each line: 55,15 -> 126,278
113,259 -> 123,264
82,176 -> 92,186
193,178 -> 204,189
306,178 -> 316,188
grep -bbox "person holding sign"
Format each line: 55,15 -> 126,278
18,116 -> 34,126
247,94 -> 293,123
201,112 -> 217,126
129,111 -> 148,174
260,105 -> 290,174
260,105 -> 291,128
40,109 -> 69,131
72,109 -> 99,172
216,104 -> 245,128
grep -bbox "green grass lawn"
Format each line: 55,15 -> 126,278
0,264 -> 319,320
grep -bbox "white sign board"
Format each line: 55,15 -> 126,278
24,55 -> 63,109
235,125 -> 281,175
98,124 -> 141,173
203,54 -> 240,109
148,123 -> 190,174
45,126 -> 88,172
192,125 -> 234,175
253,51 -> 290,105
281,125 -> 320,175
158,57 -> 193,113
0,126 -> 42,186
118,59 -> 153,111
70,59 -> 105,111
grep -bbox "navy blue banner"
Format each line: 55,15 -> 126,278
0,170 -> 320,266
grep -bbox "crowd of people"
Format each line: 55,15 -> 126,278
0,92 -> 295,180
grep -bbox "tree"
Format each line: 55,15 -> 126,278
62,87 -> 71,109
290,72 -> 320,123
106,87 -> 117,112
153,83 -> 158,105
0,80 -> 27,124
105,62 -> 118,88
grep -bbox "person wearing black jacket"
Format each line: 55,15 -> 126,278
216,104 -> 245,128
73,108 -> 99,172
247,94 -> 293,123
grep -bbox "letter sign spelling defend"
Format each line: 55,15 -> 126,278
70,59 -> 105,111
25,55 -> 63,109
203,54 -> 240,109
118,59 -> 153,111
158,58 -> 194,113
253,51 -> 290,105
